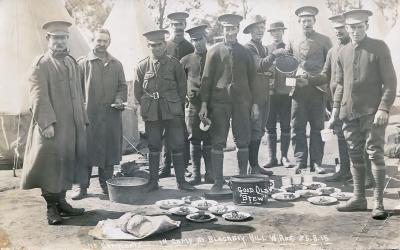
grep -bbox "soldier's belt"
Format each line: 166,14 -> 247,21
144,90 -> 160,99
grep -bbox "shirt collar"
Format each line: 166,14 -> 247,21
151,54 -> 168,65
251,39 -> 263,46
87,50 -> 116,62
195,50 -> 207,56
303,29 -> 316,38
352,35 -> 368,48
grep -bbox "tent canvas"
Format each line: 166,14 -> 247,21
0,0 -> 89,164
103,0 -> 157,153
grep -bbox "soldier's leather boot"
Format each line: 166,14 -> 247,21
325,168 -> 352,182
71,188 -> 87,200
42,193 -> 63,225
312,163 -> 326,174
337,163 -> 368,212
188,144 -> 202,185
263,134 -> 278,168
371,166 -> 388,220
248,140 -> 273,175
159,150 -> 172,178
99,166 -> 113,195
209,148 -> 224,193
57,191 -> 85,216
145,152 -> 161,192
172,152 -> 196,191
294,163 -> 307,174
203,145 -> 214,184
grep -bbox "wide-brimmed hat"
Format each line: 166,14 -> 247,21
267,21 -> 287,32
243,15 -> 266,34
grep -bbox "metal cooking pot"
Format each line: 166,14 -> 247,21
107,177 -> 148,204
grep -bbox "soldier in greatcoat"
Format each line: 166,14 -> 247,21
72,28 -> 127,200
21,21 -> 88,225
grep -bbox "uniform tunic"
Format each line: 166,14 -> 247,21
287,30 -> 332,166
315,39 -> 351,168
134,55 -> 187,152
245,39 -> 274,141
21,51 -> 89,193
265,41 -> 292,136
78,52 -> 127,168
180,51 -> 210,145
166,39 -> 195,60
333,36 -> 397,164
200,41 -> 257,149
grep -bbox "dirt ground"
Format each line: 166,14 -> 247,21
1,122 -> 400,250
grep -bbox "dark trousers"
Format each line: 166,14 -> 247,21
162,117 -> 189,168
342,114 -> 386,167
186,102 -> 211,146
291,87 -> 325,166
266,94 -> 292,135
146,117 -> 185,153
80,165 -> 113,189
209,102 -> 251,150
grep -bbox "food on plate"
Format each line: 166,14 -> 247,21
191,212 -> 211,221
283,184 -> 303,193
308,196 -> 337,205
179,206 -> 190,213
222,211 -> 251,221
318,187 -> 336,195
192,200 -> 217,209
214,205 -> 228,214
156,199 -> 184,209
304,182 -> 326,190
283,193 -> 295,199
182,196 -> 204,204
330,192 -> 353,200
296,190 -> 321,197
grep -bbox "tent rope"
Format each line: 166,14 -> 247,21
13,114 -> 21,177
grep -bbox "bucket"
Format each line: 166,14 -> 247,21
229,175 -> 272,206
107,177 -> 148,204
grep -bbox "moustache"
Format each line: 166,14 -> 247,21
174,29 -> 184,33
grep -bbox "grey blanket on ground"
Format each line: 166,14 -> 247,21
89,212 -> 180,240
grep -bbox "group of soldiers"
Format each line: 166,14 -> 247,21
20,5 -> 397,225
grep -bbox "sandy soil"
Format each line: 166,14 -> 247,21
0,128 -> 399,250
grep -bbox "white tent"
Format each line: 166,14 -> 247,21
103,0 -> 157,153
362,0 -> 390,39
0,0 -> 89,165
385,21 -> 400,96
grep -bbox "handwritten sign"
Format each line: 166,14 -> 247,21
231,179 -> 268,205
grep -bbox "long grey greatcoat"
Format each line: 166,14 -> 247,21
21,51 -> 89,193
78,52 -> 127,168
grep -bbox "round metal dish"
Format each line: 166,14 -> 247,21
107,177 -> 148,205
